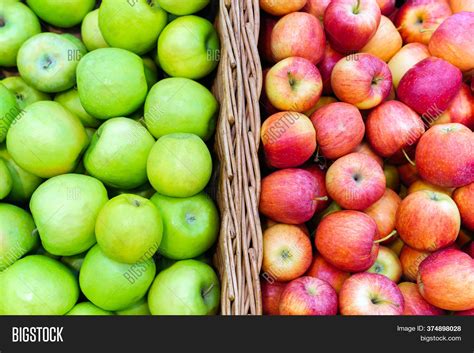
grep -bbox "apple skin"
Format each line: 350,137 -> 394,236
384,164 -> 400,192
339,273 -> 404,315
399,245 -> 430,282
260,0 -> 307,16
279,276 -> 338,315
26,0 -> 94,28
324,0 -> 381,53
315,210 -> 379,272
364,189 -> 401,240
317,43 -> 344,95
2,76 -> 50,110
418,248 -> 474,311
157,0 -> 209,15
376,0 -> 396,15
367,246 -> 402,283
66,302 -> 113,316
326,152 -> 386,211
454,183 -> 474,231
397,57 -> 462,117
258,15 -> 277,63
0,1 -> 41,67
448,0 -> 474,12
262,224 -> 312,282
415,123 -> 474,188
266,57 -> 323,113
306,254 -> 350,293
0,83 -> 20,143
262,280 -> 286,315
271,12 -> 326,65
395,0 -> 452,45
54,88 -> 100,128
304,96 -> 338,116
81,9 -> 109,51
0,255 -> 78,315
115,298 -> 151,316
261,112 -> 316,168
360,15 -> 402,62
388,236 -> 405,256
0,159 -> 12,199
366,100 -> 425,158
396,191 -> 460,252
303,0 -> 331,21
303,164 -> 330,212
407,179 -> 453,197
388,43 -> 430,89
354,142 -> 384,167
331,53 -> 392,109
310,102 -> 365,159
428,12 -> 474,72
434,84 -> 474,130
455,308 -> 474,316
398,163 -> 419,186
398,282 -> 445,315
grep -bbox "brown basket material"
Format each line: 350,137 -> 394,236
213,0 -> 264,315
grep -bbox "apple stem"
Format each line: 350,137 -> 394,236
202,283 -> 215,298
374,230 -> 397,244
314,196 -> 329,201
419,28 -> 435,33
402,149 -> 416,167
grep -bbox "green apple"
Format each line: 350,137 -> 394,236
142,57 -> 158,90
26,0 -> 95,28
67,302 -> 113,316
2,76 -> 50,109
147,133 -> 212,197
96,194 -> 163,264
29,174 -> 108,256
6,101 -> 88,178
81,9 -> 109,51
0,158 -> 12,199
144,78 -> 218,141
84,117 -> 155,189
0,1 -> 41,67
79,244 -> 156,311
55,88 -> 100,128
61,33 -> 88,57
158,0 -> 209,15
148,259 -> 220,315
0,82 -> 20,143
158,16 -> 220,79
0,203 -> 38,270
0,255 -> 79,315
61,252 -> 85,274
77,48 -> 148,119
115,297 -> 151,316
150,192 -> 218,259
108,182 -> 156,200
99,0 -> 167,55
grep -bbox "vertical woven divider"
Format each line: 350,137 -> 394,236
213,0 -> 264,315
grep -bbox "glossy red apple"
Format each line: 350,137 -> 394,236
360,15 -> 402,62
400,245 -> 431,282
260,0 -> 307,16
398,163 -> 419,186
258,15 -> 277,63
303,0 -> 331,21
354,142 -> 384,167
263,219 -> 311,236
367,246 -> 402,283
376,0 -> 396,15
388,43 -> 430,89
303,164 -> 330,212
453,183 -> 474,231
317,43 -> 344,95
261,280 -> 286,315
435,84 -> 474,130
306,254 -> 350,293
398,282 -> 445,315
364,189 -> 401,240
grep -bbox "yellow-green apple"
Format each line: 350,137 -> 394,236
366,101 -> 425,158
448,0 -> 474,12
367,246 -> 402,282
398,162 -> 419,186
361,15 -> 402,62
0,1 -> 41,67
303,0 -> 331,21
260,0 -> 307,16
115,298 -> 150,316
262,224 -> 312,282
354,142 -> 384,167
376,0 -> 396,15
271,12 -> 326,64
262,280 -> 285,315
26,0 -> 94,28
339,272 -> 404,315
454,183 -> 474,231
395,0 -> 452,45
418,248 -> 474,311
0,158 -> 12,199
324,0 -> 381,53
400,245 -> 430,282
407,179 -> 454,196
388,236 -> 405,256
399,282 -> 445,315
326,152 -> 386,210
67,302 -> 113,316
81,9 -> 109,51
261,112 -> 316,168
279,276 -> 338,315
0,82 -> 20,143
388,43 -> 430,88
306,254 -> 350,293
415,123 -> 474,188
397,57 -> 462,117
157,0 -> 210,15
303,164 -> 330,212
384,164 -> 400,192
331,53 -> 392,109
396,191 -> 460,251
364,189 -> 401,240
54,88 -> 100,128
266,56 -> 323,112
260,68 -> 279,116
315,210 -> 379,272
434,84 -> 474,130
258,15 -> 277,63
317,43 -> 344,95
310,102 -> 365,159
260,168 -> 328,224
2,76 -> 50,110
428,12 -> 474,72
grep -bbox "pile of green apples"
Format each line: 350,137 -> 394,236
0,0 -> 222,316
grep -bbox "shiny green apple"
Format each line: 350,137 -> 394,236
55,88 -> 100,128
2,76 -> 50,109
0,82 -> 20,143
26,0 -> 95,28
157,0 -> 209,15
67,302 -> 113,316
81,9 -> 109,51
115,297 -> 151,315
0,158 -> 12,199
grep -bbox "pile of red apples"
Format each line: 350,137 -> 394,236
258,0 -> 474,316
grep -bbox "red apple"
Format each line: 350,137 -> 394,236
263,219 -> 311,236
326,152 -> 386,210
448,0 -> 474,12
317,43 -> 344,95
395,0 -> 452,45
315,210 -> 379,272
434,84 -> 474,130
376,0 -> 396,15
339,273 -> 404,315
331,53 -> 392,109
415,123 -> 474,188
310,102 -> 365,159
260,0 -> 307,16
354,142 -> 384,167
396,190 -> 461,251
366,101 -> 425,158
265,57 -> 323,113
258,15 -> 277,63
261,280 -> 286,315
397,57 -> 462,118
261,112 -> 316,168
455,308 -> 474,316
303,0 -> 331,21
400,245 -> 431,282
271,12 -> 326,65
279,276 -> 338,315
398,163 -> 419,186
360,15 -> 402,62
262,224 -> 313,282
388,43 -> 430,89
429,12 -> 474,72
398,282 -> 445,315
303,164 -> 330,212
367,246 -> 402,283
453,183 -> 474,231
304,96 -> 338,116
306,254 -> 350,293
407,179 -> 454,196
324,0 -> 381,53
418,248 -> 474,311
364,189 -> 401,240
